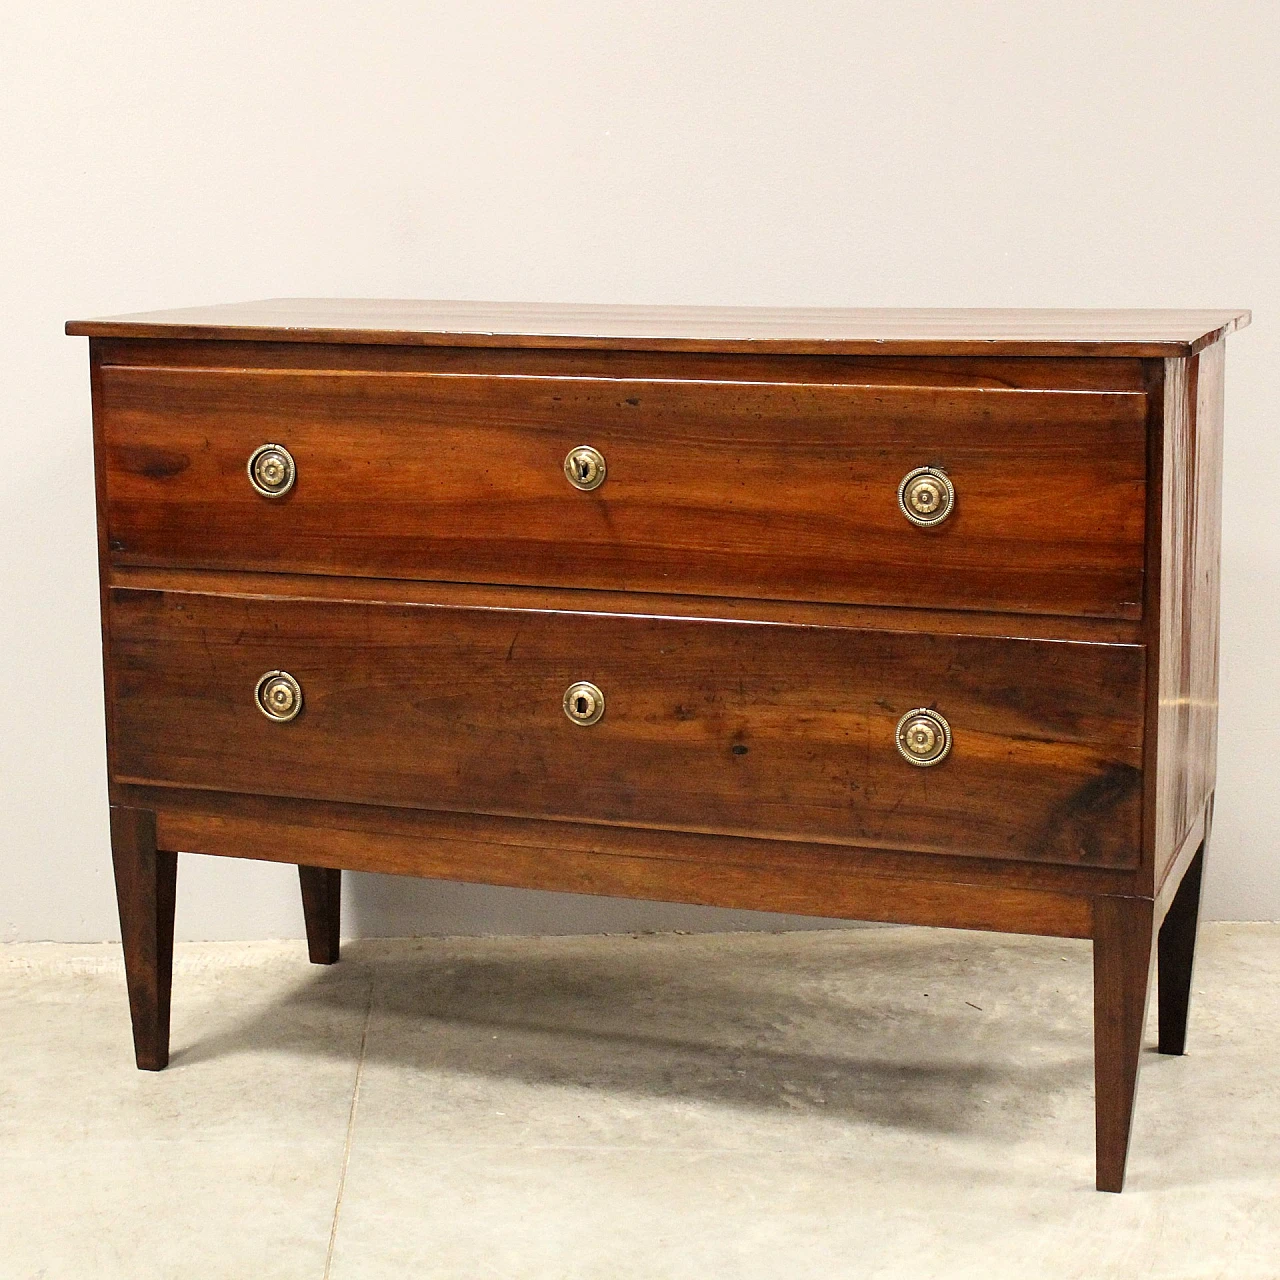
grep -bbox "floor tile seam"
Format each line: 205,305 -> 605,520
317,1140 -> 945,1155
0,1134 -> 365,1154
324,973 -> 375,1280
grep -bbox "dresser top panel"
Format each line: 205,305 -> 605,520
66,299 -> 1250,358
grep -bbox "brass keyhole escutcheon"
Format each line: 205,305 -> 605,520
563,680 -> 605,725
248,443 -> 297,497
898,466 -> 954,527
564,445 -> 606,491
895,707 -> 951,766
255,670 -> 303,722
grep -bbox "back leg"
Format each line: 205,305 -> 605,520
298,865 -> 341,964
1158,842 -> 1206,1055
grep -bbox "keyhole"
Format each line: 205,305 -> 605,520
564,680 -> 604,724
565,447 -> 605,491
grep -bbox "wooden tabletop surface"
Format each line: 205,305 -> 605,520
66,299 -> 1250,357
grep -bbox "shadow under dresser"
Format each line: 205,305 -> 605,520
66,300 -> 1250,1191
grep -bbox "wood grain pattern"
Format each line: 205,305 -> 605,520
136,786 -> 1139,900
95,336 -> 1154,391
68,299 -> 1250,357
109,586 -> 1145,867
1154,801 -> 1207,926
155,805 -> 1095,939
109,565 -> 1143,645
1149,347 -> 1225,891
100,365 -> 1148,618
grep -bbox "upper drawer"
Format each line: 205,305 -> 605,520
100,366 -> 1148,617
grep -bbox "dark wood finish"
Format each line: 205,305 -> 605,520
70,302 -> 1244,1191
1158,840 -> 1206,1056
158,802 -> 1094,939
138,786 -> 1138,900
68,299 -> 1249,356
298,866 -> 341,964
1093,894 -> 1156,1192
95,336 -> 1155,391
109,806 -> 177,1071
109,565 -> 1143,645
100,365 -> 1148,618
108,586 -> 1145,866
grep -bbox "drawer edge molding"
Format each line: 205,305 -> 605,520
107,566 -> 1146,645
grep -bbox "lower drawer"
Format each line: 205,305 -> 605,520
108,588 -> 1145,867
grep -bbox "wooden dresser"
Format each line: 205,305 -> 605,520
67,300 -> 1248,1191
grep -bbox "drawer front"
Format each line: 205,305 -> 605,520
101,367 -> 1148,618
109,589 -> 1145,867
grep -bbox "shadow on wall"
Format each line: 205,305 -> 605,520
343,869 -> 868,938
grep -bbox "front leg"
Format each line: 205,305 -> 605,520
1093,894 -> 1155,1192
110,806 -> 178,1071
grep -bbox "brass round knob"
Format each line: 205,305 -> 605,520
564,445 -> 606,492
895,707 -> 951,766
255,670 -> 303,722
247,443 -> 296,497
898,466 -> 954,527
563,680 -> 605,725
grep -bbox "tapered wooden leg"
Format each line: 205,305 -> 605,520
109,806 -> 177,1071
1092,895 -> 1155,1192
298,866 -> 341,964
1158,842 -> 1206,1055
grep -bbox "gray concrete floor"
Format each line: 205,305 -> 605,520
2,923 -> 1277,1279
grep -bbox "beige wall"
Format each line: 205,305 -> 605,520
3,2 -> 1276,941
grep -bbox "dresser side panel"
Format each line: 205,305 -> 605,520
1152,346 -> 1225,891
88,342 -> 125,800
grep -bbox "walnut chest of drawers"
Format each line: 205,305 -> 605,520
67,300 -> 1250,1191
